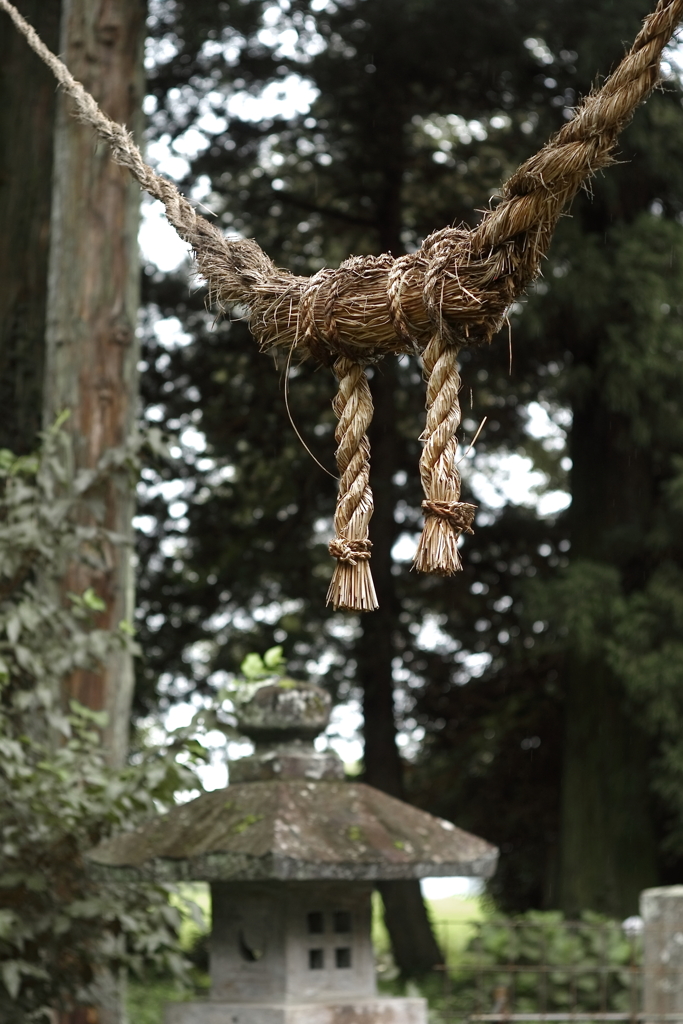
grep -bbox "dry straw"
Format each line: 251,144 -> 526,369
2,0 -> 682,611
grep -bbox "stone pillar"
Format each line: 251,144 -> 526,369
641,885 -> 683,1021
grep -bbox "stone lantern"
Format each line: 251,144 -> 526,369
88,678 -> 497,1024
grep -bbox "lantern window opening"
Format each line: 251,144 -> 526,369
333,910 -> 352,933
309,948 -> 324,969
335,947 -> 352,969
307,911 -> 324,934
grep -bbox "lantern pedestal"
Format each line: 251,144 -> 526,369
165,998 -> 426,1024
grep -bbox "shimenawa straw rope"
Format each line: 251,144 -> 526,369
326,358 -> 378,612
1,0 -> 682,609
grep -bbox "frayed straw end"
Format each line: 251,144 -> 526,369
326,537 -> 378,611
326,560 -> 378,612
413,501 -> 476,575
413,517 -> 464,575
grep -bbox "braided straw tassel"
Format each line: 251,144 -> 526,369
413,331 -> 476,575
3,0 -> 683,601
326,358 -> 378,611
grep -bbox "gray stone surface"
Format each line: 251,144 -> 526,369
233,681 -> 332,743
87,780 -> 497,882
87,678 -> 497,883
229,746 -> 344,784
230,679 -> 344,783
210,882 -> 375,1003
641,885 -> 683,1018
163,997 -> 427,1024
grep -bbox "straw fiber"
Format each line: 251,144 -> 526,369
1,0 -> 681,609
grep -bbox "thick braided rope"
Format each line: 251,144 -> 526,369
413,332 -> 476,575
0,0 -> 281,314
326,358 -> 378,612
4,0 -> 682,608
412,235 -> 477,574
469,0 -> 683,275
257,0 -> 683,357
2,0 -> 682,360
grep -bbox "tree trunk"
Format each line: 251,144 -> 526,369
0,0 -> 61,454
359,362 -> 404,799
44,0 -> 146,773
47,5 -> 145,1017
559,657 -> 657,916
358,356 -> 442,978
558,400 -> 658,917
354,82 -> 443,975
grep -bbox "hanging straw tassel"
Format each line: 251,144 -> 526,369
326,357 -> 378,612
413,330 -> 476,575
4,0 -> 683,604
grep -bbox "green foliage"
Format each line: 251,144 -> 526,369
239,645 -> 286,681
434,912 -> 640,1019
126,979 -> 192,1024
126,884 -> 211,1024
0,427 -> 203,1021
534,556 -> 683,856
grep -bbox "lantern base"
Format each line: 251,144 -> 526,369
164,997 -> 427,1024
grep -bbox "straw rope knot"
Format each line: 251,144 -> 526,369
328,538 -> 373,565
421,501 -> 476,534
387,252 -> 423,355
299,268 -> 338,364
3,0 -> 683,607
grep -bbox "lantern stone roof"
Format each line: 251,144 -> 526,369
87,676 -> 498,883
87,778 -> 497,883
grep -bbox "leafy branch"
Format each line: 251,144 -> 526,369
0,425 -> 204,1021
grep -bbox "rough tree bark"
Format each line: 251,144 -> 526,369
0,0 -> 61,454
44,0 -> 146,775
1,2 -> 143,1019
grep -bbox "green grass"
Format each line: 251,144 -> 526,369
126,977 -> 199,1024
429,894 -> 486,965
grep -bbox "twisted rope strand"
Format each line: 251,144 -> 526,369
2,0 -> 680,361
0,0 -> 285,317
3,0 -> 681,606
469,0 -> 683,287
326,358 -> 378,612
412,236 -> 476,574
409,0 -> 682,576
413,332 -> 476,575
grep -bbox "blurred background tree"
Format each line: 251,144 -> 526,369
136,0 -> 683,940
4,0 -> 683,988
